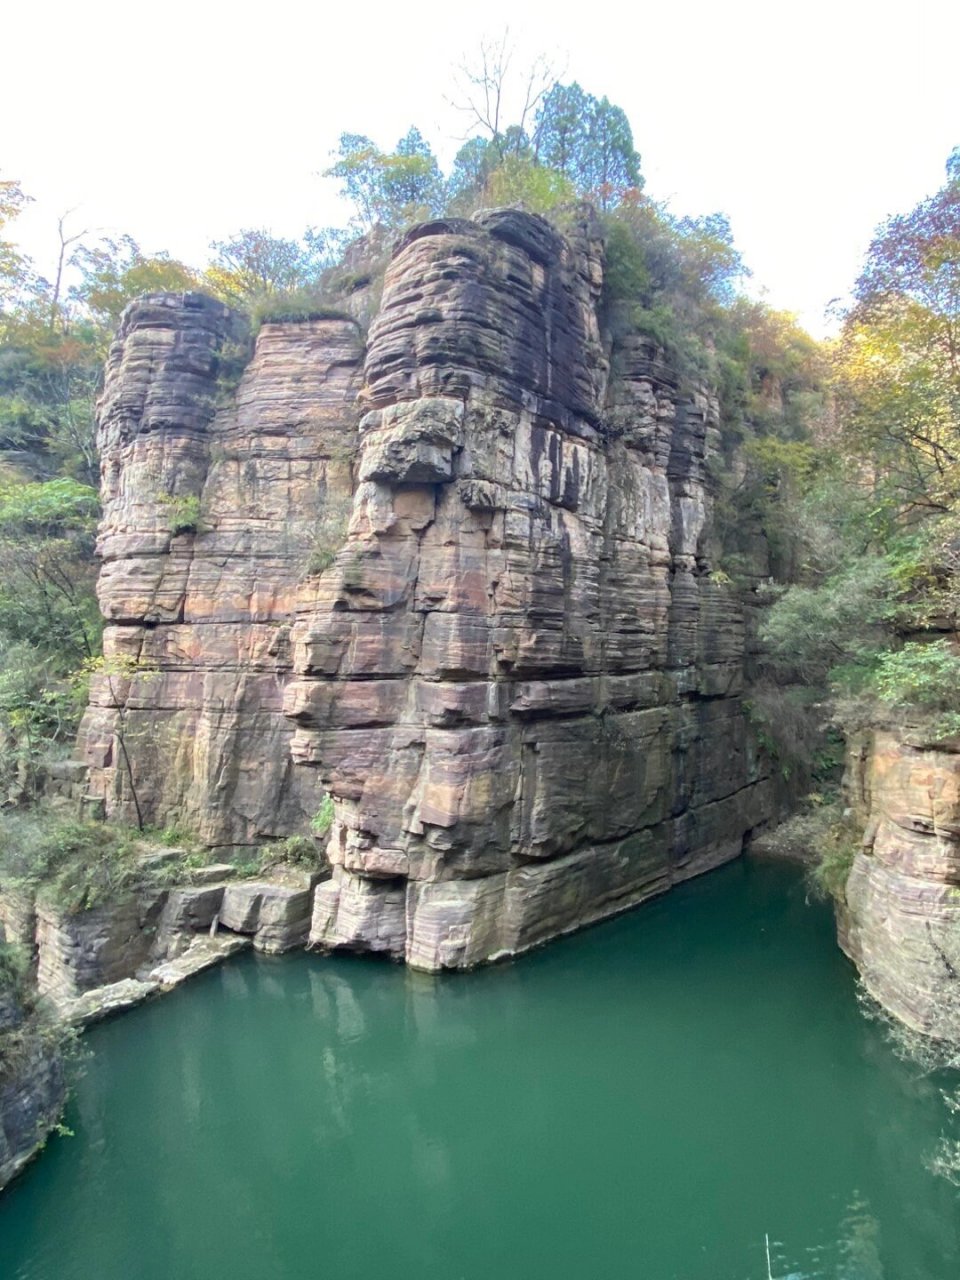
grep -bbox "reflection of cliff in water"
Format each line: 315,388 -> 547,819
3,861 -> 957,1280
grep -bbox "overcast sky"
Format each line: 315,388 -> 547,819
4,0 -> 958,336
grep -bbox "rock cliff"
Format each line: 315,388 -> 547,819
0,931 -> 66,1191
79,208 -> 775,970
840,730 -> 960,1040
79,295 -> 362,845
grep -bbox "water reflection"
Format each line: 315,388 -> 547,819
0,860 -> 957,1280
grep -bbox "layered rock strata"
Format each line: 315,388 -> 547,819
284,209 -> 773,967
78,294 -> 363,848
0,928 -> 66,1192
840,730 -> 960,1039
0,1030 -> 65,1191
80,210 -> 774,970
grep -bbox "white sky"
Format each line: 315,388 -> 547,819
3,0 -> 958,337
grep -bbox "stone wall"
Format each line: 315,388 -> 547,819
839,729 -> 960,1039
78,209 -> 775,970
77,295 -> 362,848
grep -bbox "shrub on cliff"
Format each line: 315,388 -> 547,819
0,813 -> 142,913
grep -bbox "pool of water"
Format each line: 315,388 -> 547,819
1,858 -> 957,1279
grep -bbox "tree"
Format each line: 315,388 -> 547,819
834,158 -> 960,514
447,137 -> 498,208
71,235 -> 198,328
0,176 -> 33,312
533,84 -> 642,208
205,229 -> 325,305
534,82 -> 589,177
0,476 -> 101,796
451,31 -> 556,162
325,130 -> 443,231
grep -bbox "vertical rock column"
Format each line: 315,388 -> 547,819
285,209 -> 773,969
79,293 -> 363,848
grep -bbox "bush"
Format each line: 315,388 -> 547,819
157,493 -> 203,536
757,794 -> 860,902
0,940 -> 29,1001
0,813 -> 142,913
249,291 -> 354,330
310,794 -> 335,838
869,639 -> 960,713
304,499 -> 352,579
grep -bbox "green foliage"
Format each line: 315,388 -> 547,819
157,492 -> 203,536
70,235 -> 198,330
0,476 -> 101,796
261,833 -> 326,871
482,156 -> 576,215
325,129 -> 443,232
534,82 -> 642,208
0,813 -> 143,913
310,794 -> 335,838
249,291 -> 353,329
746,684 -> 843,790
868,640 -> 960,718
205,229 -> 331,307
0,940 -> 29,999
304,499 -> 352,578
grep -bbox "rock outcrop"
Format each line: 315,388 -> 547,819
0,1031 -> 65,1191
79,208 -> 775,970
840,730 -> 960,1039
0,932 -> 66,1191
78,295 -> 363,849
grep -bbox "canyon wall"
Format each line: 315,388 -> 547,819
0,932 -> 65,1191
79,208 -> 775,969
840,730 -> 960,1040
78,295 -> 362,847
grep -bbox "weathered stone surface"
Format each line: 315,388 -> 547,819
77,295 -> 363,849
36,897 -> 159,1002
839,730 -> 960,1039
286,208 -> 773,968
149,934 -> 250,988
0,1021 -> 65,1191
62,977 -> 160,1027
219,878 -> 316,953
78,209 -> 775,970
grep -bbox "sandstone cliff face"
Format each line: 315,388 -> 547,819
840,730 -> 960,1039
0,1034 -> 65,1191
80,210 -> 774,969
78,295 -> 362,847
0,931 -> 65,1191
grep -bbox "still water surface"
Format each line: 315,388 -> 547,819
1,859 -> 958,1280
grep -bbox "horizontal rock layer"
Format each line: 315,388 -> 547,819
839,730 -> 960,1039
78,296 -> 362,848
0,1020 -> 66,1191
80,209 -> 775,969
287,207 -> 773,967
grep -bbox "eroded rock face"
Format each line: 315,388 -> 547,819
839,730 -> 960,1039
79,211 -> 774,969
284,208 -> 774,968
0,1033 -> 65,1190
78,294 -> 363,848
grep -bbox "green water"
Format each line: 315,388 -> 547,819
1,860 -> 958,1280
